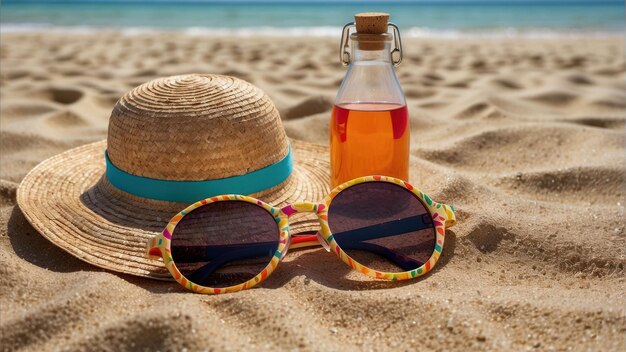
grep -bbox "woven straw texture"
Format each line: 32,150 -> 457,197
108,74 -> 289,180
16,74 -> 329,279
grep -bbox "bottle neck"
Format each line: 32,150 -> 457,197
350,39 -> 392,64
336,38 -> 405,107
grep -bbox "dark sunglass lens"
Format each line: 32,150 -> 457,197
170,201 -> 280,288
328,182 -> 436,273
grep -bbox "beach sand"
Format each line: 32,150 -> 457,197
0,33 -> 624,351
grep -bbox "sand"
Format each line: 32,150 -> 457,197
0,32 -> 625,351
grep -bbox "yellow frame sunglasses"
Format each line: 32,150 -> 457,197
146,175 -> 456,294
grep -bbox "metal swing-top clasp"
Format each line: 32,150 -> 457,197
339,22 -> 403,67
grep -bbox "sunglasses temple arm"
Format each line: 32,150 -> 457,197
430,201 -> 457,228
443,204 -> 457,228
329,215 -> 432,270
145,235 -> 162,260
183,244 -> 277,283
173,242 -> 276,262
331,214 -> 432,244
339,241 -> 424,271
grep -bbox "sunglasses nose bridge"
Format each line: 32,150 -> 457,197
280,202 -> 325,217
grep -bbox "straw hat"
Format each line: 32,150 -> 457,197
17,74 -> 329,280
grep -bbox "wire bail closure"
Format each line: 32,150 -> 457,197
339,22 -> 403,67
339,22 -> 354,66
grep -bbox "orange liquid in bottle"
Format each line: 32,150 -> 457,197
330,103 -> 409,187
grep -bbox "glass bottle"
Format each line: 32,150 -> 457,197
331,13 -> 408,187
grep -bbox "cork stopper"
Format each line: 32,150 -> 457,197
353,12 -> 390,50
355,12 -> 389,34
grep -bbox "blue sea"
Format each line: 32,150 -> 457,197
1,1 -> 624,37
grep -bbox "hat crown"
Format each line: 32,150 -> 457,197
106,74 -> 289,180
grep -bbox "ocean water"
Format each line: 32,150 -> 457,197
1,1 -> 624,37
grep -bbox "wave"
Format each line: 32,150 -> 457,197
1,23 -> 623,39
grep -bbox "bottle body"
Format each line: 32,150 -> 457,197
330,103 -> 409,187
330,38 -> 409,187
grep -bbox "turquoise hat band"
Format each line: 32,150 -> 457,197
105,146 -> 293,203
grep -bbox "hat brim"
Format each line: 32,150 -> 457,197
16,139 -> 330,280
